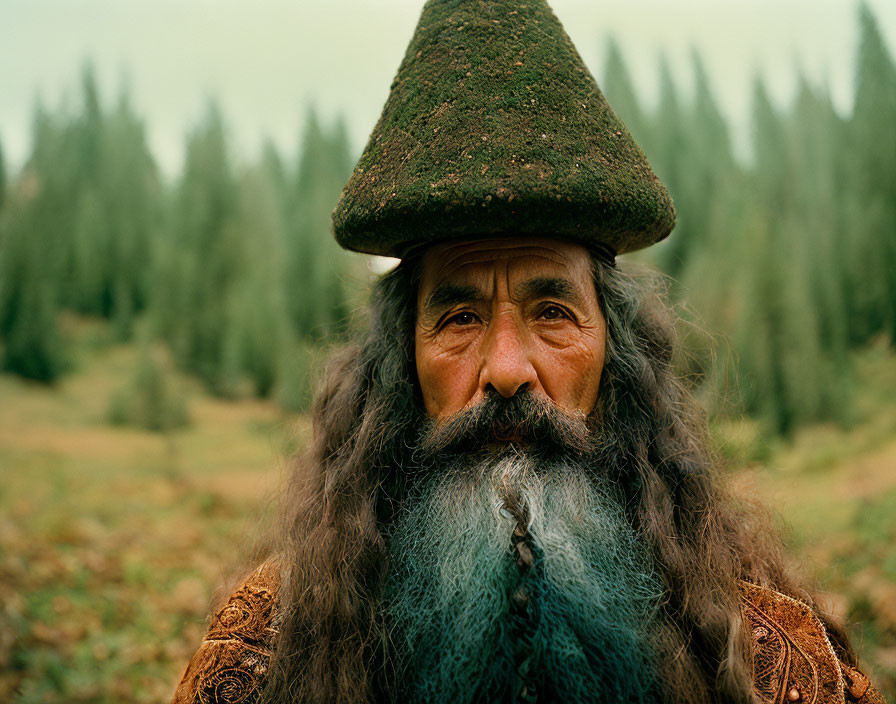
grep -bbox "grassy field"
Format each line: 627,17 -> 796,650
1,328 -> 894,701
0,328 -> 308,703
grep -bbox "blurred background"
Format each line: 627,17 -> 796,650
0,0 -> 894,701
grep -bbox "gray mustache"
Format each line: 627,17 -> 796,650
415,391 -> 593,461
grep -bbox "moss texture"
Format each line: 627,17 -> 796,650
332,0 -> 675,257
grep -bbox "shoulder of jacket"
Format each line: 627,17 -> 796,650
171,561 -> 281,704
739,581 -> 885,704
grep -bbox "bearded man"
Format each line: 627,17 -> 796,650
170,1 -> 883,702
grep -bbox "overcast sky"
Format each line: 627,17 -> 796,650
2,0 -> 894,177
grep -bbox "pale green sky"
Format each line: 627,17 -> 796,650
1,0 -> 894,176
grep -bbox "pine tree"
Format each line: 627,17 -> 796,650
659,49 -> 744,407
600,37 -> 649,148
648,54 -> 688,270
158,100 -> 242,394
226,155 -> 293,397
0,202 -> 67,381
659,50 -> 737,279
24,98 -> 79,307
259,138 -> 289,211
0,101 -> 73,381
285,107 -> 355,340
651,55 -> 685,182
789,74 -> 850,378
0,138 -> 6,213
65,62 -> 108,313
845,3 -> 896,344
78,61 -> 103,192
102,88 -> 162,338
729,76 -> 844,433
11,65 -> 160,337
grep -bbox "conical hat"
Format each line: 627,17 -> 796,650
332,0 -> 675,258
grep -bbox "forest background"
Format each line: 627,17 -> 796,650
0,1 -> 895,701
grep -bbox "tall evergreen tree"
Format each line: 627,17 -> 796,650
648,54 -> 688,269
24,98 -> 79,305
845,3 -> 896,344
78,61 -> 103,191
66,71 -> 160,331
730,77 -> 842,433
0,137 -> 6,213
789,74 -> 850,376
259,138 -> 289,211
157,100 -> 242,394
225,155 -> 292,397
732,78 -> 795,431
0,100 -> 74,381
285,107 -> 355,340
101,88 -> 162,337
659,50 -> 737,278
0,200 -> 67,381
65,62 -> 107,312
651,54 -> 686,186
11,65 -> 160,335
600,37 -> 648,148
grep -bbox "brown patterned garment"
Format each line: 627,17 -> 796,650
740,583 -> 885,704
171,562 -> 280,704
170,564 -> 884,704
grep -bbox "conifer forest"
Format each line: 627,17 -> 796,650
2,9 -> 894,434
0,4 -> 894,702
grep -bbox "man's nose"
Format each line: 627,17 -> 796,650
479,312 -> 538,399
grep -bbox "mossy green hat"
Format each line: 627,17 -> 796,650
332,0 -> 675,258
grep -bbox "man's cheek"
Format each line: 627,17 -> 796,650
537,336 -> 603,386
418,351 -> 481,418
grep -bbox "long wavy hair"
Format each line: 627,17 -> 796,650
259,256 -> 855,704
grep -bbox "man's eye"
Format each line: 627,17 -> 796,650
446,311 -> 478,327
538,305 -> 569,321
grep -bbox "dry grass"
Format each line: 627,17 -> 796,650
0,343 -> 305,703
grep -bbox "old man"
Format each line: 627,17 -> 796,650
171,0 -> 882,702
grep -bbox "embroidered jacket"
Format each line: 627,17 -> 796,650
171,563 -> 885,704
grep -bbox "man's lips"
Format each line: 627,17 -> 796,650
491,431 -> 525,444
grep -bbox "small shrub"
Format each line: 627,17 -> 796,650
107,342 -> 189,432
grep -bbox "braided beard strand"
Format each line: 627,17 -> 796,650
383,442 -> 665,704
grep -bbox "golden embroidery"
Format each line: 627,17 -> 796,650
171,563 -> 280,704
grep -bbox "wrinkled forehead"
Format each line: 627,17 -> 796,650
416,237 -> 596,304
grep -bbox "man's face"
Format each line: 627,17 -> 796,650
415,237 -> 607,421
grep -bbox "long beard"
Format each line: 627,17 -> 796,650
383,443 -> 664,704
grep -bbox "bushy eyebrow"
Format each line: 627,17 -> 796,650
420,276 -> 587,320
422,282 -> 487,316
515,277 -> 586,308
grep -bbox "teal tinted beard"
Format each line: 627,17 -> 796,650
516,545 -> 659,701
384,457 -> 662,704
385,476 -> 519,702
